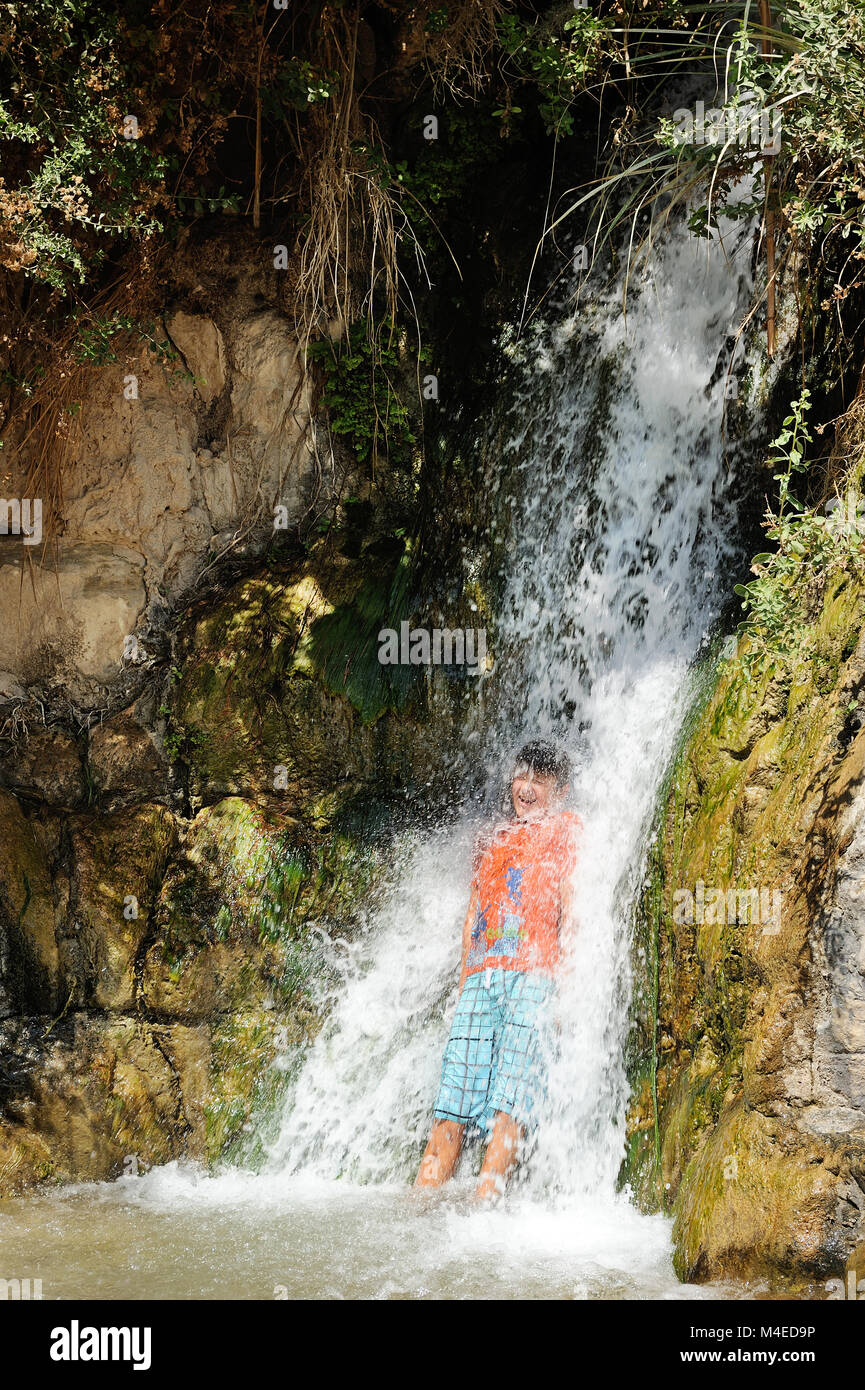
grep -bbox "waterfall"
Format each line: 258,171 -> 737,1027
264,194 -> 761,1223
6,198 -> 769,1302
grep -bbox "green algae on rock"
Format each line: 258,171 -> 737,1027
141,795 -> 383,1020
625,572 -> 865,1285
166,532 -> 483,816
0,775 -> 394,1193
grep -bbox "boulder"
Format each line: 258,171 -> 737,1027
88,707 -> 168,804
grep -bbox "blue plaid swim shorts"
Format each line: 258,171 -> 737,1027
432,968 -> 555,1133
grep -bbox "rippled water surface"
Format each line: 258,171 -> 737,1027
1,1167 -> 755,1300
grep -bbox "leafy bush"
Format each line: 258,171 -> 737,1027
734,389 -> 865,663
497,9 -> 614,138
654,2 -> 865,294
0,0 -> 167,288
306,320 -> 420,471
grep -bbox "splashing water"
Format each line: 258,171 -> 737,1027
495,210 -> 760,1202
264,204 -> 761,1216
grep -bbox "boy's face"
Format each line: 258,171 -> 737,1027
511,768 -> 564,821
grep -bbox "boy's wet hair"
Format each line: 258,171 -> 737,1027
513,739 -> 571,789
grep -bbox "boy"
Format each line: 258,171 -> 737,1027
415,740 -> 581,1200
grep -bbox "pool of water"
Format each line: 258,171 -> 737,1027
0,1164 -> 755,1300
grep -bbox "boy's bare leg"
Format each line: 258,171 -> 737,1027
415,1119 -> 465,1187
475,1111 -> 522,1202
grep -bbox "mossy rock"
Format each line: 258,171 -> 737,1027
627,570 -> 865,1281
204,1006 -> 320,1163
167,546 -> 442,811
672,1102 -> 848,1285
141,796 -> 386,1021
0,789 -> 59,1014
65,803 -> 179,1010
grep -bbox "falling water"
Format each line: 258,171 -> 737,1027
263,199 -> 760,1211
494,208 -> 760,1202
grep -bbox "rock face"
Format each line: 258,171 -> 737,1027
0,433 -> 471,1194
0,779 -> 388,1193
0,210 -> 434,1197
0,1014 -> 212,1188
0,501 -> 452,1191
0,187 -> 500,1201
0,231 -> 316,704
626,573 -> 865,1288
164,309 -> 227,403
0,219 -> 467,1194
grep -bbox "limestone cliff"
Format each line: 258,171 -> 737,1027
0,226 -> 316,706
0,224 -> 484,1195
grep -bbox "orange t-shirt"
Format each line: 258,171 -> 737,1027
465,810 -> 582,978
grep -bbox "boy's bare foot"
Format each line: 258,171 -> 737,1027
473,1173 -> 507,1204
474,1111 -> 521,1202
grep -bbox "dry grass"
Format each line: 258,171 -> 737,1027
289,1 -> 505,354
8,276 -> 145,549
291,5 -> 411,354
414,0 -> 505,100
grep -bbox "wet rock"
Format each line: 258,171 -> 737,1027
0,790 -> 59,1017
672,1103 -> 849,1282
62,804 -> 178,1011
805,782 -> 865,1136
88,707 -> 168,804
204,1010 -> 313,1162
140,796 -> 380,1022
168,552 -> 459,813
0,726 -> 86,807
0,1013 -> 210,1195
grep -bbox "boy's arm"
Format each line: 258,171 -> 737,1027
458,887 -> 478,993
